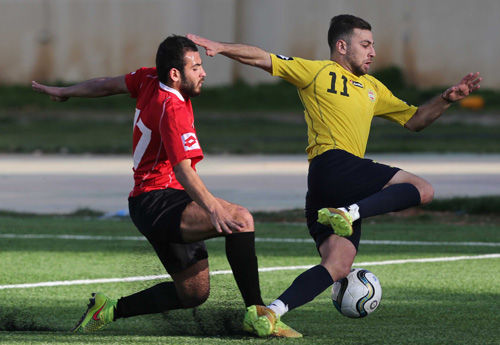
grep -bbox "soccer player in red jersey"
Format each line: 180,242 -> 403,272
32,35 -> 300,337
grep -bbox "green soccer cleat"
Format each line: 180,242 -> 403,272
318,208 -> 354,237
273,319 -> 303,338
71,292 -> 117,333
243,305 -> 277,337
243,305 -> 302,338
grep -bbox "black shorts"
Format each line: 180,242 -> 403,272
305,149 -> 400,251
128,188 -> 208,274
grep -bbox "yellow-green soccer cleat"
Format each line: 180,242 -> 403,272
318,208 -> 354,237
243,305 -> 302,338
243,305 -> 277,337
70,293 -> 117,333
273,319 -> 303,338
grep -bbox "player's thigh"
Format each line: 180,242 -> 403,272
318,235 -> 357,281
180,198 -> 254,239
385,170 -> 434,203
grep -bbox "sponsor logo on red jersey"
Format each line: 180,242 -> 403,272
182,133 -> 200,151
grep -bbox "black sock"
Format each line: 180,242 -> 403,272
115,282 -> 183,319
277,265 -> 333,312
225,232 -> 264,307
357,183 -> 421,219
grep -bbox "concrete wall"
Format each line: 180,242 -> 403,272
1,0 -> 498,88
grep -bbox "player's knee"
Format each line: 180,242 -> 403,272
323,261 -> 352,281
419,183 -> 434,205
333,264 -> 353,282
235,206 -> 254,232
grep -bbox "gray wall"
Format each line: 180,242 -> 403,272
1,0 -> 498,88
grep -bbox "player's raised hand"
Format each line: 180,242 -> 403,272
31,81 -> 69,102
187,34 -> 222,57
442,72 -> 482,103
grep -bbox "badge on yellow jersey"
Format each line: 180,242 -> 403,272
367,89 -> 376,102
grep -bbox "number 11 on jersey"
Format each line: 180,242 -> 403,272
327,72 -> 350,97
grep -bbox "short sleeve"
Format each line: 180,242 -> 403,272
373,79 -> 418,126
271,54 -> 326,89
125,67 -> 155,99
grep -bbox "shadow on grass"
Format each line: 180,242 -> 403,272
0,304 -> 247,337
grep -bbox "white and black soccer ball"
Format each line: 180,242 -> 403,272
331,268 -> 382,318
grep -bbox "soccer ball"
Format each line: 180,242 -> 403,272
331,268 -> 382,318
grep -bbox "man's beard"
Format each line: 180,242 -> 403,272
351,64 -> 367,77
180,75 -> 202,97
346,52 -> 368,76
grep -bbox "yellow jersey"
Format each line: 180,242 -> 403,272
270,54 -> 418,160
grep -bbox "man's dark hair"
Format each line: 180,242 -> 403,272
327,14 -> 372,53
156,35 -> 198,84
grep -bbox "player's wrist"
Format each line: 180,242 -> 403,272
441,93 -> 455,104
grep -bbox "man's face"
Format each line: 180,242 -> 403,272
345,28 -> 376,76
179,51 -> 206,97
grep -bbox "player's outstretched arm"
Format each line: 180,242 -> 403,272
187,34 -> 272,73
405,72 -> 482,132
31,76 -> 128,102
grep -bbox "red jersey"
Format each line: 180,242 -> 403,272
125,67 -> 204,197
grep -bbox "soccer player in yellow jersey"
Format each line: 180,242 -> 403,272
188,14 -> 481,337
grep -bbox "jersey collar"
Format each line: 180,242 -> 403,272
159,82 -> 185,102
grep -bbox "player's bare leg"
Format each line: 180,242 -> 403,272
170,259 -> 210,308
319,235 -> 357,281
384,170 -> 434,205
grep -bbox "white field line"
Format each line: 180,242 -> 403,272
2,233 -> 499,290
1,254 -> 499,290
0,234 -> 147,241
1,233 -> 500,247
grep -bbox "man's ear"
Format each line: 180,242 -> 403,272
336,39 -> 348,55
170,68 -> 181,82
